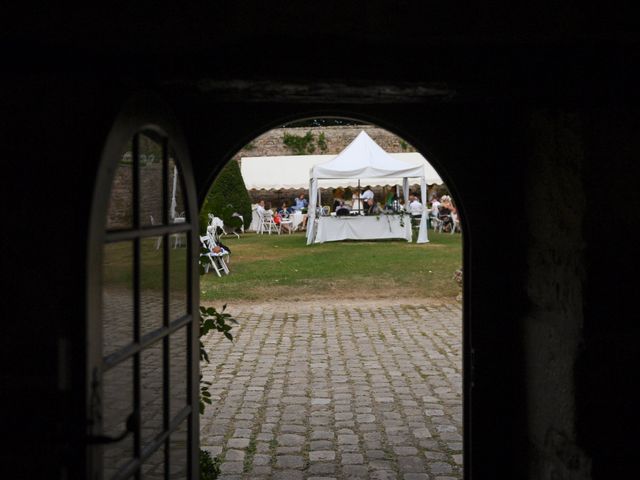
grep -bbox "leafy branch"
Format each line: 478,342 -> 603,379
199,304 -> 238,414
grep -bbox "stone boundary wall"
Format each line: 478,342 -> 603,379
234,125 -> 420,206
233,125 -> 416,163
106,163 -> 186,229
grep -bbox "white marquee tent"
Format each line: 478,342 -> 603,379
305,131 -> 433,244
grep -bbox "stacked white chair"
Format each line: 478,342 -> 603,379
208,212 -> 242,239
208,214 -> 225,237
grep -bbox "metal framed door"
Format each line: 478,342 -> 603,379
87,95 -> 199,479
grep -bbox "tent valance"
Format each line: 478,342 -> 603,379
240,152 -> 443,190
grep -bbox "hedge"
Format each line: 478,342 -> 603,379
200,161 -> 252,234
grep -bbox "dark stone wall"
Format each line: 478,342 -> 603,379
0,75 -> 130,478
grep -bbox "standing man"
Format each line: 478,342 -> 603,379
361,185 -> 374,203
408,194 -> 424,220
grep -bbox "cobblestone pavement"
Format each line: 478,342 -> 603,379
200,299 -> 463,480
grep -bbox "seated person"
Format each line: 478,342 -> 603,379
277,201 -> 293,217
385,189 -> 396,210
430,196 -> 441,214
438,195 -> 454,231
364,198 -> 381,215
293,193 -> 308,212
427,197 -> 440,227
335,200 -> 351,216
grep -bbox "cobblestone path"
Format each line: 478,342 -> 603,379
200,300 -> 463,480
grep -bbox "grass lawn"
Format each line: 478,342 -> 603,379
202,230 -> 462,303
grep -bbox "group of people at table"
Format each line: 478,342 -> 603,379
255,193 -> 309,233
256,187 -> 459,233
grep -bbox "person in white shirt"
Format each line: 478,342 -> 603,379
428,196 -> 441,229
361,186 -> 374,203
408,194 -> 424,217
430,196 -> 441,216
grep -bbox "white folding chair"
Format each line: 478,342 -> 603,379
199,235 -> 229,277
278,212 -> 293,234
208,212 -> 242,239
208,228 -> 232,268
430,214 -> 443,232
208,214 -> 225,238
259,210 -> 279,235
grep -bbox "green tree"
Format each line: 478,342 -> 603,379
201,160 -> 252,234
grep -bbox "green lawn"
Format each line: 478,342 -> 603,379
201,230 -> 462,303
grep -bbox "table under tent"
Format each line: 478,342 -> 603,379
305,130 -> 435,244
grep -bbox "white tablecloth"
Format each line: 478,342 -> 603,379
248,208 -> 260,231
314,215 -> 412,243
289,212 -> 306,230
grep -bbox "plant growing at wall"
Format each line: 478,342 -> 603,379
399,140 -> 408,151
200,449 -> 221,480
201,160 -> 252,234
453,267 -> 463,301
199,303 -> 237,479
317,132 -> 328,152
283,131 -> 316,155
199,304 -> 237,413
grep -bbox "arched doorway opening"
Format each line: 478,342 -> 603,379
198,116 -> 466,478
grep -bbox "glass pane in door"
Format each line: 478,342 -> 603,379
140,236 -> 164,337
140,131 -> 164,227
102,358 -> 135,478
141,340 -> 165,448
102,242 -> 135,357
142,443 -> 166,480
169,420 -> 189,480
106,141 -> 134,231
169,243 -> 188,321
168,152 -> 186,224
169,326 -> 188,419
